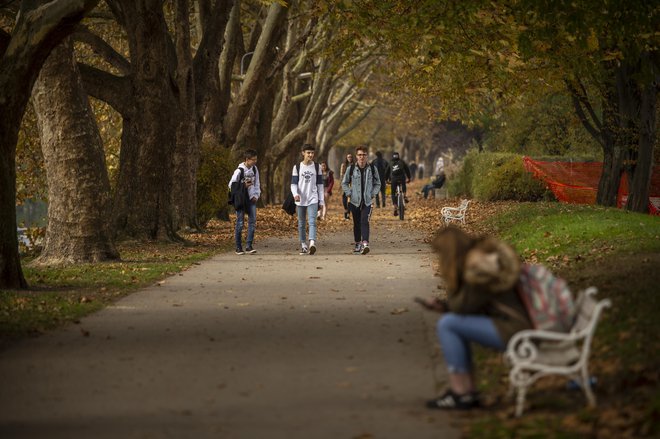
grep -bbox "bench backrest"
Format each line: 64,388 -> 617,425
570,287 -> 611,359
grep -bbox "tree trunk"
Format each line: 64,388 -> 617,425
625,55 -> 657,213
111,0 -> 179,241
32,38 -> 119,265
223,2 -> 287,147
171,0 -> 199,231
0,0 -> 99,289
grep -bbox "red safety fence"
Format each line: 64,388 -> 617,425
522,157 -> 660,215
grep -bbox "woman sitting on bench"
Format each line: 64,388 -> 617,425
418,227 -> 532,410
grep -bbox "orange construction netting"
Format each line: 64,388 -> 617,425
522,157 -> 660,215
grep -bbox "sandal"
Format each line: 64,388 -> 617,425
426,390 -> 480,410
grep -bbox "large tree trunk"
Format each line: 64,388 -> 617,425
171,0 -> 199,231
624,53 -> 658,213
0,0 -> 99,289
111,0 -> 179,241
32,38 -> 118,264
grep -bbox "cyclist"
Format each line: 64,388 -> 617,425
385,152 -> 411,217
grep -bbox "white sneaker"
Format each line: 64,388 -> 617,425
300,244 -> 309,255
360,241 -> 370,255
309,240 -> 316,255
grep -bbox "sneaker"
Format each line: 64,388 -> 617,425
426,390 -> 480,410
344,211 -> 350,220
235,247 -> 245,255
393,208 -> 398,216
360,242 -> 370,255
245,246 -> 257,254
300,244 -> 309,255
309,240 -> 316,255
353,242 -> 362,253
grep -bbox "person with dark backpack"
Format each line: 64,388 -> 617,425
385,152 -> 411,216
341,145 -> 381,255
228,149 -> 260,255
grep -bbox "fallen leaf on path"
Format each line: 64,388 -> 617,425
390,307 -> 409,315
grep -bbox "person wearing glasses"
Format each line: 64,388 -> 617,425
341,146 -> 381,255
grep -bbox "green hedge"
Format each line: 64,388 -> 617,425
447,150 -> 554,201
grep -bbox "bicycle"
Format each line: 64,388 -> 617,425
396,183 -> 405,220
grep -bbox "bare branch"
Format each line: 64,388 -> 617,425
73,25 -> 130,74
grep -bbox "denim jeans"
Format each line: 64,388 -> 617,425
436,313 -> 505,373
297,203 -> 319,243
234,201 -> 256,248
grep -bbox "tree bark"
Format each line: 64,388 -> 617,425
0,0 -> 99,289
109,0 -> 179,241
223,2 -> 287,147
32,38 -> 119,265
625,53 -> 658,213
171,0 -> 199,231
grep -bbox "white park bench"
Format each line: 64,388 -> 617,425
441,199 -> 470,225
506,287 -> 611,416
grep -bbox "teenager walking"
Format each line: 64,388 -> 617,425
341,145 -> 381,255
228,149 -> 260,255
291,144 -> 326,255
339,152 -> 354,220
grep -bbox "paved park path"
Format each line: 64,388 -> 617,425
0,210 -> 461,439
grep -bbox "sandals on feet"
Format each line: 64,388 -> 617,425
426,390 -> 480,410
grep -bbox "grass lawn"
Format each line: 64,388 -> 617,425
458,202 -> 660,439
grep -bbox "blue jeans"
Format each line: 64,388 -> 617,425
297,203 -> 319,243
436,313 -> 505,373
234,201 -> 256,249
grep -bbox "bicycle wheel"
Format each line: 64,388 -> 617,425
398,190 -> 405,220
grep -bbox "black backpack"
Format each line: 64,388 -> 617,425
228,165 -> 257,211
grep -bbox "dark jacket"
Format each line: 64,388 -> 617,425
385,159 -> 411,182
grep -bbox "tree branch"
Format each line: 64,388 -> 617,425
564,79 -> 603,147
73,25 -> 130,75
78,62 -> 130,115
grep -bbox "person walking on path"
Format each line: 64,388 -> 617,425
385,152 -> 411,217
372,150 -> 389,208
320,160 -> 335,207
339,152 -> 354,220
228,149 -> 260,255
291,144 -> 326,255
341,145 -> 381,255
418,227 -> 531,410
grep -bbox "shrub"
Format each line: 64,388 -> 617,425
447,150 -> 553,201
197,143 -> 235,226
